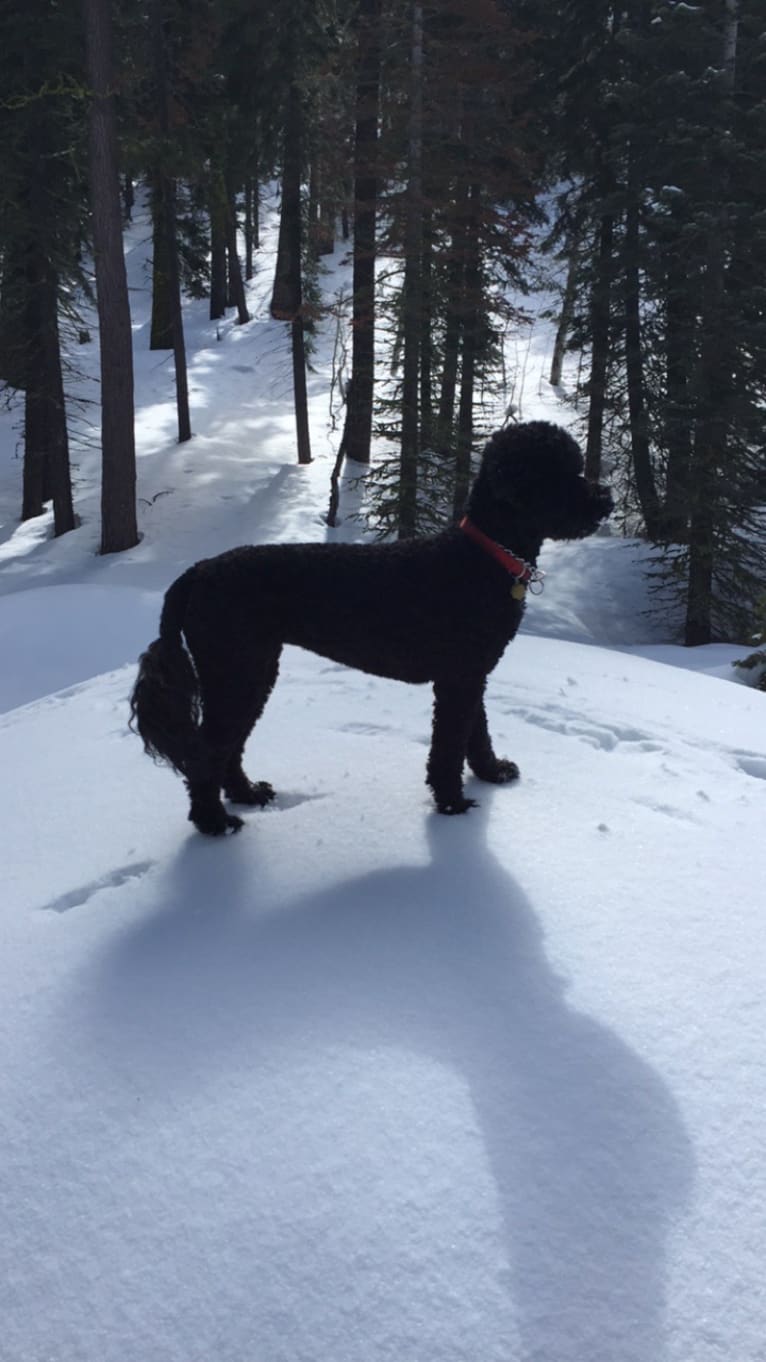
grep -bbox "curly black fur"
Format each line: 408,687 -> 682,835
130,422 -> 613,835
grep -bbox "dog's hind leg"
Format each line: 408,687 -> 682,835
466,697 -> 520,786
427,678 -> 485,815
222,650 -> 281,807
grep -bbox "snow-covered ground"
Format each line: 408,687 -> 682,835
1,196 -> 764,1362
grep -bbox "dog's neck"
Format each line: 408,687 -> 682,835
459,517 -> 537,582
462,489 -> 543,567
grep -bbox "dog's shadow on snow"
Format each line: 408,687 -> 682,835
86,800 -> 694,1362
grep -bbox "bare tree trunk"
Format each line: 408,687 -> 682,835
83,0 -> 138,554
624,176 -> 661,538
685,0 -> 739,646
22,246 -> 48,521
585,206 -> 614,483
244,171 -> 259,280
123,172 -> 134,222
663,250 -> 692,542
398,0 -> 423,538
271,75 -> 311,464
225,187 -> 250,324
436,176 -> 469,452
270,82 -> 303,321
150,0 -> 191,441
21,226 -> 74,529
41,264 -> 75,533
420,200 -> 434,452
453,183 -> 481,520
292,315 -> 312,466
149,176 -> 173,350
341,0 -> 381,467
209,174 -> 227,321
550,245 -> 578,388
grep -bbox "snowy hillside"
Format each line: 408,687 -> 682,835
1,199 -> 764,1362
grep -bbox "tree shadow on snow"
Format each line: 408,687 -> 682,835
83,797 -> 694,1362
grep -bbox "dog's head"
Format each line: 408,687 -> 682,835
468,421 -> 613,548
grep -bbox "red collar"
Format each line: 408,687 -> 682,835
459,516 -> 535,583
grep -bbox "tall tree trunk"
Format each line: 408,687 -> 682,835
585,205 -> 614,482
437,177 -> 469,452
453,183 -> 481,520
271,76 -> 311,463
123,172 -> 134,222
342,0 -> 381,466
662,250 -> 692,543
623,173 -> 662,538
270,82 -> 303,322
225,187 -> 250,324
151,0 -> 191,441
419,200 -> 434,452
291,315 -> 312,466
209,176 -> 227,321
685,0 -> 739,645
244,176 -> 258,280
398,0 -> 423,539
20,226 -> 72,526
41,264 -> 75,534
550,245 -> 578,388
307,158 -> 320,261
149,175 -> 173,350
22,245 -> 48,521
83,0 -> 138,554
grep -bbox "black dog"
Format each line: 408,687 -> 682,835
130,421 -> 612,835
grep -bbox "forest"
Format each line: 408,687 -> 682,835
1,0 -> 765,646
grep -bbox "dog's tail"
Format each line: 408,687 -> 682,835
129,567 -> 201,776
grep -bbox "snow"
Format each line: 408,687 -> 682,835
1,195 -> 765,1362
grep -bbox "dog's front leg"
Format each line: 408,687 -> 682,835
466,699 -> 520,786
427,679 -> 484,815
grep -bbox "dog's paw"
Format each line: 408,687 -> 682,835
436,796 -> 478,815
225,778 -> 276,807
191,809 -> 245,836
488,759 -> 520,784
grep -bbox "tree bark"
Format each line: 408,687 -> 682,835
244,176 -> 258,280
225,187 -> 250,324
684,0 -> 739,645
209,175 -> 227,321
150,0 -> 191,441
420,200 -> 434,453
270,80 -> 303,322
662,249 -> 692,542
550,245 -> 578,388
41,264 -> 75,533
585,206 -> 614,483
149,174 -> 173,350
398,0 -> 423,538
271,74 -> 311,463
83,0 -> 138,554
623,177 -> 662,538
342,0 -> 381,466
453,183 -> 481,520
436,177 -> 469,453
21,246 -> 48,521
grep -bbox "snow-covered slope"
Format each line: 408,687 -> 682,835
1,196 -> 764,1362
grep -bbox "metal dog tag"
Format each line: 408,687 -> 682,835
510,581 -> 527,601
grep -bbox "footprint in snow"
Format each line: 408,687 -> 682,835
40,862 -> 155,914
734,753 -> 766,782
